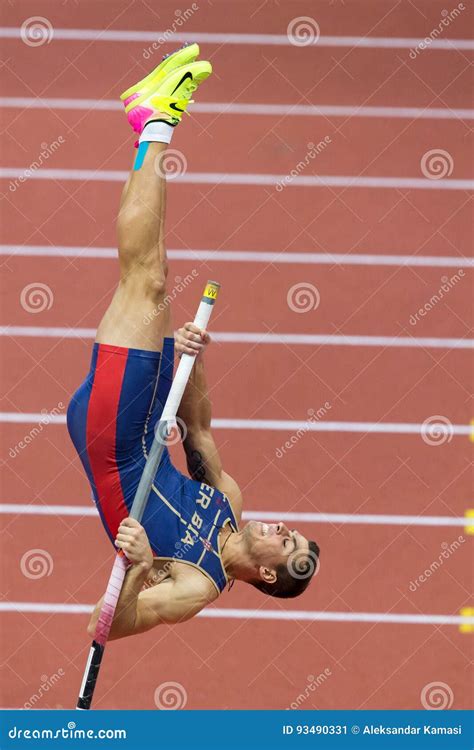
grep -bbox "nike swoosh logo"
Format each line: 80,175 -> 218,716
170,102 -> 185,113
171,71 -> 193,96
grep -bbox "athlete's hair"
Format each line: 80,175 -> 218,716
251,540 -> 320,599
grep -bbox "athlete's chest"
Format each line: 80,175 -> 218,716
146,481 -> 237,593
178,482 -> 230,548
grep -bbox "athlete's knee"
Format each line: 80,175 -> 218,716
144,273 -> 167,301
131,261 -> 168,303
145,258 -> 168,298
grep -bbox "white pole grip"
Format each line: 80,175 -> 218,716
161,281 -> 220,424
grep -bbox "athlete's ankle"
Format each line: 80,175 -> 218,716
139,119 -> 176,146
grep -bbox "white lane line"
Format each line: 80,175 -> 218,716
0,326 -> 98,339
212,419 -> 472,435
0,412 -> 471,436
0,601 -> 470,625
1,167 -> 472,191
1,326 -> 472,350
2,97 -> 473,121
209,332 -> 474,350
201,609 -> 472,625
244,511 -> 469,527
2,244 -> 473,268
0,503 -> 467,527
2,28 -> 474,49
0,504 -> 98,516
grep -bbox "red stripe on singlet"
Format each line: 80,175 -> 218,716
86,345 -> 129,540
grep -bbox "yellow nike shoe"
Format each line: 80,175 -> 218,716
120,42 -> 200,103
125,60 -> 212,133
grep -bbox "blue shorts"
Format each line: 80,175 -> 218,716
67,338 -> 176,549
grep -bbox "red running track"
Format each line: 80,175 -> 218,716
0,0 -> 472,711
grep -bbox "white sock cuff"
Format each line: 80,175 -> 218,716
139,120 -> 175,145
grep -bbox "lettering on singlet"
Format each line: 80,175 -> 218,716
180,483 -> 216,546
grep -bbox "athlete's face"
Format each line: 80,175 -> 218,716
243,520 -> 310,571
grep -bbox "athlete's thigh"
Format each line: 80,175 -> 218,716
95,273 -> 171,351
68,342 -> 163,536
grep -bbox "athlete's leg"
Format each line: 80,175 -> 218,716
68,54 -> 213,550
95,56 -> 211,350
156,157 -> 173,340
96,143 -> 171,351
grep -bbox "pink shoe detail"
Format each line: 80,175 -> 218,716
126,104 -> 154,135
123,92 -> 140,108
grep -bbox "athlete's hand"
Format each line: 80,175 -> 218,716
115,518 -> 154,571
175,322 -> 211,358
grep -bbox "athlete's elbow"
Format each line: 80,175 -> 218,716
185,424 -> 212,447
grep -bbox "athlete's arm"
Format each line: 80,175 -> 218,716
176,323 -> 243,520
87,519 -> 209,640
